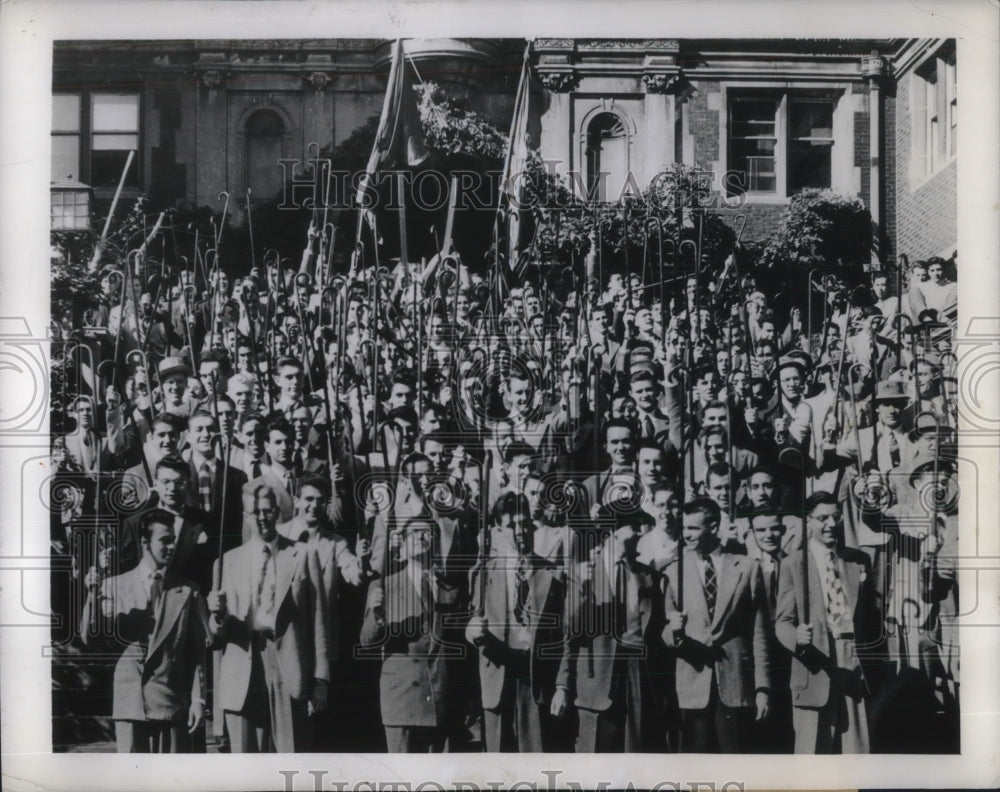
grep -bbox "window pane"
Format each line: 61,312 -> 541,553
51,135 -> 80,181
91,147 -> 138,189
92,93 -> 138,132
730,97 -> 778,193
788,139 -> 832,193
92,133 -> 138,151
52,94 -> 80,133
789,100 -> 833,140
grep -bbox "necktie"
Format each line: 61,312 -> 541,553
256,545 -> 275,615
823,550 -> 850,632
251,460 -> 262,480
643,414 -> 655,440
703,557 -> 717,619
769,562 -> 778,610
199,461 -> 213,512
149,570 -> 163,612
888,432 -> 900,468
514,557 -> 530,625
614,561 -> 627,638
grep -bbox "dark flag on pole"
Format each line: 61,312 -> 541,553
497,44 -> 534,276
356,39 -> 429,242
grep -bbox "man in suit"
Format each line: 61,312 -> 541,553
278,474 -> 371,750
582,419 -> 640,510
663,497 -> 770,753
824,380 -> 916,476
117,454 -> 215,594
207,482 -> 329,753
360,517 -> 463,752
184,409 -> 247,545
566,501 -> 666,752
466,492 -> 570,751
775,491 -> 879,754
746,508 -> 794,753
82,508 -> 209,753
248,417 -> 298,524
63,393 -> 128,475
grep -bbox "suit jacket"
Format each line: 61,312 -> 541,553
278,517 -> 366,667
209,536 -> 329,711
467,553 -> 570,710
84,566 -> 209,722
582,467 -> 640,510
662,550 -> 770,710
118,505 -> 215,593
565,551 -> 665,712
774,545 -> 878,708
359,564 -> 460,728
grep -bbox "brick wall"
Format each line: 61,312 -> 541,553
895,70 -> 958,261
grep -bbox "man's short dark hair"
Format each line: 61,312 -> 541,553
706,461 -> 731,485
265,416 -> 295,440
804,490 -> 838,516
298,474 -> 331,500
602,418 -> 634,443
155,454 -> 190,480
683,497 -> 721,524
401,452 -> 432,474
748,507 -> 785,529
139,507 -> 176,543
274,356 -> 303,374
150,412 -> 179,433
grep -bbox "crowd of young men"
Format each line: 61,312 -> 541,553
54,232 -> 958,755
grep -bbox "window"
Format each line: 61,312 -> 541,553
51,91 -> 140,188
728,92 -> 836,198
912,46 -> 956,180
585,112 -> 630,203
245,109 -> 286,200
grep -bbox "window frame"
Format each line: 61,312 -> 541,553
910,45 -> 957,185
724,86 -> 841,203
50,89 -> 141,191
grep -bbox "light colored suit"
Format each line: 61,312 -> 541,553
774,544 -> 877,753
209,536 -> 328,752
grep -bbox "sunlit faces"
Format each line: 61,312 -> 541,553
388,381 -> 414,410
199,361 -> 221,396
650,487 -> 680,530
928,261 -> 945,284
506,375 -> 532,415
604,425 -> 635,468
706,469 -> 730,510
419,407 -> 441,435
154,464 -> 189,510
629,377 -> 659,413
405,458 -> 432,498
637,446 -> 665,485
702,405 -> 727,430
915,361 -> 938,395
240,418 -> 265,460
694,370 -> 718,403
806,501 -> 840,548
611,396 -> 639,424
750,513 -> 785,556
144,520 -> 177,568
704,432 -> 726,465
265,426 -> 294,467
245,488 -> 279,543
216,400 -> 235,437
747,470 -> 776,508
274,362 -> 303,402
187,414 -> 216,457
682,508 -> 718,552
228,378 -> 255,414
149,419 -> 179,456
778,366 -> 802,401
161,373 -> 187,407
70,398 -> 95,430
872,275 -> 889,300
289,405 -> 312,449
876,399 -> 904,429
422,438 -> 445,471
296,484 -> 329,528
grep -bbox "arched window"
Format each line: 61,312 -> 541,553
585,112 -> 628,203
245,109 -> 285,199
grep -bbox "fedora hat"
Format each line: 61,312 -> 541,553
157,356 -> 192,381
873,380 -> 909,404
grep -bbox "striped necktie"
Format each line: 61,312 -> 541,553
703,558 -> 717,619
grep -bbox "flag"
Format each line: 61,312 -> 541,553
497,44 -> 533,274
355,39 -> 428,243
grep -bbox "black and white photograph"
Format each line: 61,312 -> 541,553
3,1 -> 1000,789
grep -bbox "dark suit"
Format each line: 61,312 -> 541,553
359,563 -> 464,752
565,546 -> 666,752
185,456 -> 247,555
775,544 -> 877,753
83,565 -> 209,753
209,536 -> 329,753
117,505 -> 214,594
663,549 -> 770,752
467,549 -> 571,751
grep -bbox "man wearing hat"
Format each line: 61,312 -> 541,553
825,380 -> 915,476
157,356 -> 198,419
901,353 -> 949,433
